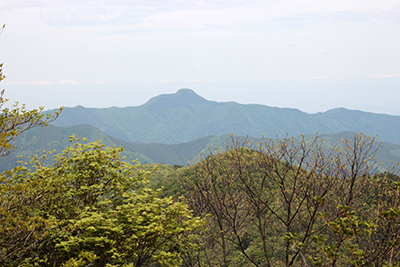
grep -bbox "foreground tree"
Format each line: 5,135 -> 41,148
0,88 -> 63,157
0,137 -> 203,266
183,133 -> 400,266
0,26 -> 202,266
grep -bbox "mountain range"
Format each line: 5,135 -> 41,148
2,88 -> 400,171
49,89 -> 400,145
3,123 -> 400,173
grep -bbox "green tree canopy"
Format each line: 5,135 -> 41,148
0,137 -> 203,266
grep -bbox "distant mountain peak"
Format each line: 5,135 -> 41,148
143,88 -> 209,108
176,88 -> 197,95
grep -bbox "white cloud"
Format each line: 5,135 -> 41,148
58,79 -> 78,84
41,4 -> 127,27
3,0 -> 399,33
38,0 -> 252,28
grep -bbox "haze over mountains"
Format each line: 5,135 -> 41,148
50,88 -> 400,145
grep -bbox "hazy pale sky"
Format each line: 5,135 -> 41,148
0,0 -> 399,114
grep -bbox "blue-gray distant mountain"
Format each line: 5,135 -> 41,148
50,89 -> 400,145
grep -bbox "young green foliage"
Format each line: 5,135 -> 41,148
0,137 -> 203,266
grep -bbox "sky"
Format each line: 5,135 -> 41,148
0,0 -> 399,114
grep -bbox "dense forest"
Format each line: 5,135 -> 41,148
145,134 -> 400,266
2,60 -> 400,266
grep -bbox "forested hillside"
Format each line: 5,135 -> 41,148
4,123 -> 400,172
144,133 -> 400,266
50,89 -> 400,145
0,124 -> 231,171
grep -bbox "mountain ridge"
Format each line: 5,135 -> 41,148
3,124 -> 400,172
48,89 -> 400,145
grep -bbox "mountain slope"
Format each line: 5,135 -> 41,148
49,89 -> 400,145
2,124 -> 400,173
0,124 -> 149,172
0,124 -> 229,172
